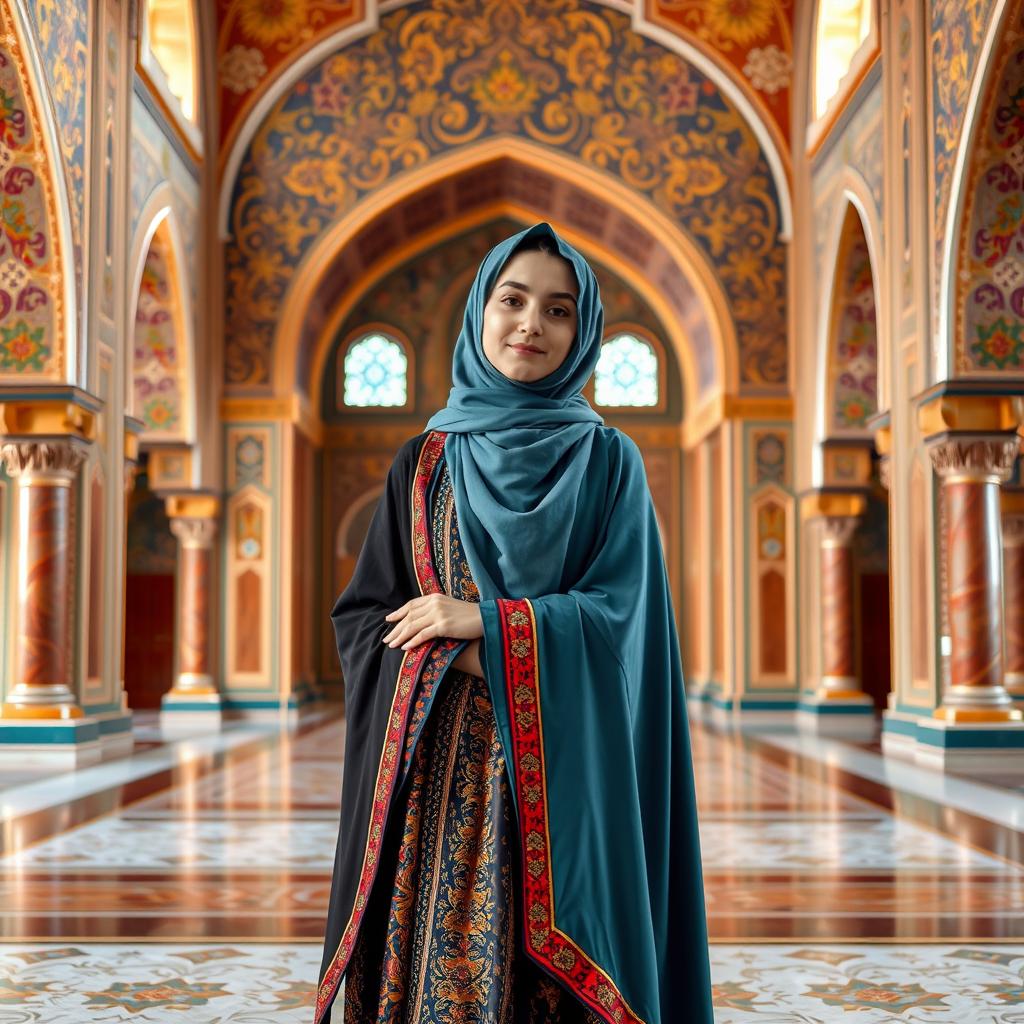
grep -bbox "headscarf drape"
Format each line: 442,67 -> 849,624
424,221 -> 605,597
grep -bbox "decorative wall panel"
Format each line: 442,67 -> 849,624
225,0 -> 786,393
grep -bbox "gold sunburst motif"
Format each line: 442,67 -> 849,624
236,0 -> 311,47
704,0 -> 776,46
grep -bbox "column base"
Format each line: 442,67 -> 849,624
218,696 -> 315,726
0,717 -> 103,767
160,691 -> 225,738
882,708 -> 1024,772
684,678 -> 714,713
797,691 -> 877,738
708,694 -> 798,728
93,709 -> 135,761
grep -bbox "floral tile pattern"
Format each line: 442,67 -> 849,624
2,944 -> 1024,1022
2,820 -> 338,870
711,945 -> 1024,1022
697,818 -> 1017,872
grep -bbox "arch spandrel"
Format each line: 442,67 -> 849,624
223,0 -> 787,401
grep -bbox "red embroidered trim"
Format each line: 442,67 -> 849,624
498,598 -> 645,1024
315,431 -> 448,1024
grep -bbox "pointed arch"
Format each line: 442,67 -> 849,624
937,0 -> 1011,380
216,0 -> 792,239
128,190 -> 197,444
275,139 -> 736,422
949,0 -> 1024,376
815,185 -> 882,461
220,0 -> 789,402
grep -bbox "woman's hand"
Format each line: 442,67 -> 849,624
382,594 -> 484,650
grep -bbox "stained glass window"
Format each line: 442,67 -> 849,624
343,333 -> 408,407
594,334 -> 658,407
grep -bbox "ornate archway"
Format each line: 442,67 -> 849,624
129,205 -> 196,444
282,142 -> 731,419
222,0 -> 789,410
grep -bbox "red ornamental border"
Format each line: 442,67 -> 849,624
315,431 -> 448,1024
498,597 -> 645,1024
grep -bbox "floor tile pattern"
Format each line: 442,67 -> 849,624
1,710 -> 1023,1019
1,943 -> 1023,1022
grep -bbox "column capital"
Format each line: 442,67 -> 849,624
821,515 -> 861,547
0,436 -> 89,481
169,515 -> 218,549
926,432 -> 1019,483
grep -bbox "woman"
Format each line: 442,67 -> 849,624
316,222 -> 712,1024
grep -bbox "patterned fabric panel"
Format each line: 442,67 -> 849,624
344,454 -> 603,1023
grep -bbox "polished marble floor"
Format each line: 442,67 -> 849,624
0,708 -> 1021,1021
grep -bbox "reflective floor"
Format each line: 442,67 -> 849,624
0,709 -> 1021,1021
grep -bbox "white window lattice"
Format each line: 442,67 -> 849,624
594,334 -> 658,407
343,334 -> 408,407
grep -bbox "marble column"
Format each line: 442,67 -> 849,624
819,514 -> 865,698
166,510 -> 219,697
0,438 -> 89,719
928,434 -> 1021,722
1002,488 -> 1024,705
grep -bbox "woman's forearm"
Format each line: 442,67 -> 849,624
452,638 -> 484,677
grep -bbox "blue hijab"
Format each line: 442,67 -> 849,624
424,221 -> 605,598
424,222 -> 711,1021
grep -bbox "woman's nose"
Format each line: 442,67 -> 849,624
519,306 -> 542,335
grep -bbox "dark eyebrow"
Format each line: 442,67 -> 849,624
497,280 -> 577,305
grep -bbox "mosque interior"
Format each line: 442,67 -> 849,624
0,0 -> 1023,1020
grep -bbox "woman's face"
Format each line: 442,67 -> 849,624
481,250 -> 579,383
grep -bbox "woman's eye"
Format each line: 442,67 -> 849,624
501,296 -> 568,317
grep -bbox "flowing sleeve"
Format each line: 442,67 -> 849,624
315,432 -> 426,1024
479,429 -> 712,1024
